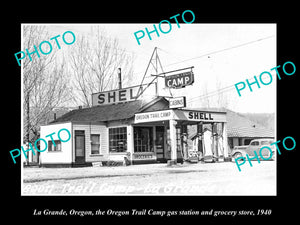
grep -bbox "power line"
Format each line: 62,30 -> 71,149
186,70 -> 277,104
160,35 -> 275,67
129,35 -> 275,81
187,86 -> 235,104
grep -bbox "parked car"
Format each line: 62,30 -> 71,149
231,138 -> 275,161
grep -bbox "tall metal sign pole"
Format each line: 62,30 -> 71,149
131,47 -> 195,100
135,47 -> 169,99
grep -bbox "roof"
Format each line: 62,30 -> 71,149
50,97 -> 169,124
50,98 -> 274,139
226,109 -> 274,138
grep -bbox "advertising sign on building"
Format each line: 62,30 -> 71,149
173,110 -> 227,122
134,110 -> 174,123
169,96 -> 186,109
92,84 -> 155,106
165,71 -> 194,89
133,152 -> 157,160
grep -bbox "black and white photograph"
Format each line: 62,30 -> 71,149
4,5 -> 298,224
20,23 -> 277,196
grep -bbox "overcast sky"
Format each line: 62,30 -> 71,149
28,23 -> 276,113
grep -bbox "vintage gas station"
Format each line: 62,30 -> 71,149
39,48 -> 229,167
133,108 -> 228,164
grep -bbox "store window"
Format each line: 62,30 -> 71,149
48,140 -> 61,152
91,134 -> 100,154
134,127 -> 153,152
109,127 -> 127,152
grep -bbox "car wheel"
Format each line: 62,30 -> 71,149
233,152 -> 244,161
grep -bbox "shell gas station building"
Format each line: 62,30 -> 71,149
40,96 -> 228,167
39,51 -> 230,167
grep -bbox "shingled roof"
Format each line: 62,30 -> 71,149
226,109 -> 274,138
50,97 -> 169,124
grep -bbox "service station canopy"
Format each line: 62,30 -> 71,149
134,109 -> 227,124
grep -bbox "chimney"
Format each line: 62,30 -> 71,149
118,68 -> 122,89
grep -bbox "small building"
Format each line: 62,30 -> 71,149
226,109 -> 274,150
22,107 -> 73,166
39,97 -> 229,167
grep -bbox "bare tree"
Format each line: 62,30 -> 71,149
202,81 -> 211,108
70,26 -> 134,107
23,25 -> 71,146
216,78 -> 228,109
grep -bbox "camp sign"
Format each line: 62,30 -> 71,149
165,71 -> 194,89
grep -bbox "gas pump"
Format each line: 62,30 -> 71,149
197,122 -> 204,161
212,122 -> 218,162
181,124 -> 188,160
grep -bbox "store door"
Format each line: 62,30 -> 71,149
75,130 -> 85,164
155,126 -> 165,162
